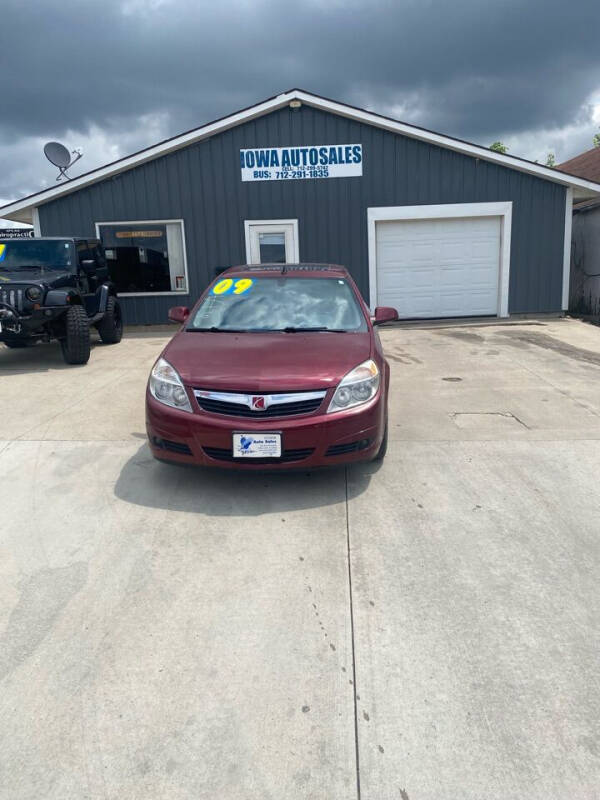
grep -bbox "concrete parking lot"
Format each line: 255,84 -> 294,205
1,317 -> 599,800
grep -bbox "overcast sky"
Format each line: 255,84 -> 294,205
2,0 -> 600,222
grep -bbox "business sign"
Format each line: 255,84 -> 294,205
240,143 -> 362,182
0,228 -> 34,239
115,230 -> 163,238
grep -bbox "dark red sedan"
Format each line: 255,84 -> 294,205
146,264 -> 398,468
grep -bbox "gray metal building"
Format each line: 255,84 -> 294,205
571,200 -> 600,314
557,147 -> 600,315
3,89 -> 600,324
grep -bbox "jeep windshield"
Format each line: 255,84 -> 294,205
188,276 -> 368,332
0,239 -> 75,271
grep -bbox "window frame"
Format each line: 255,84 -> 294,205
244,219 -> 299,265
95,219 -> 190,297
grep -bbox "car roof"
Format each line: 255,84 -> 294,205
222,263 -> 350,277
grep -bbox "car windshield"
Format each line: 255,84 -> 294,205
0,239 -> 75,271
188,276 -> 367,332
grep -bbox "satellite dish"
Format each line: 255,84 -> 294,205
43,141 -> 83,181
44,141 -> 71,168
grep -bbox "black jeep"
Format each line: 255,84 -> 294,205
0,236 -> 122,364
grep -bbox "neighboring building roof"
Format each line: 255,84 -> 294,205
3,89 -> 600,225
557,147 -> 600,213
573,198 -> 600,212
557,146 -> 600,183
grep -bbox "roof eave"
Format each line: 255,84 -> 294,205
1,208 -> 33,224
0,90 -> 298,220
2,88 -> 600,220
293,90 -> 600,195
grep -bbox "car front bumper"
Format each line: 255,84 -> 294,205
0,303 -> 68,338
146,387 -> 386,469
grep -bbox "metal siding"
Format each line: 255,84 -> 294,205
37,105 -> 567,322
551,183 -> 566,311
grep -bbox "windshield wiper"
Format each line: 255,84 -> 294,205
187,326 -> 247,332
280,326 -> 346,333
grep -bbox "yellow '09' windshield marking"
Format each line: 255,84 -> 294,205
210,277 -> 254,296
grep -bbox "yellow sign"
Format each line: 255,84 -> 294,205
115,230 -> 163,239
211,278 -> 254,296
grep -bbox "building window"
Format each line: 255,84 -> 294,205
95,220 -> 188,295
244,220 -> 299,264
258,232 -> 286,263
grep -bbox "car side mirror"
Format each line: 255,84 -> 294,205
372,306 -> 399,325
168,306 -> 190,324
80,259 -> 96,275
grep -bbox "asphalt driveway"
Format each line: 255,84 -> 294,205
1,318 -> 599,799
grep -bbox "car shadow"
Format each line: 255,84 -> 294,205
113,443 -> 379,516
0,337 -> 103,374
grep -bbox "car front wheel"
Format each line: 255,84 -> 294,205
60,304 -> 91,364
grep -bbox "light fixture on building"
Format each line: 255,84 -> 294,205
289,100 -> 302,111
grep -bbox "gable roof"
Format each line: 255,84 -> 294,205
557,146 -> 600,183
3,88 -> 600,224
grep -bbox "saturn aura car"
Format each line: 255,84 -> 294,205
146,263 -> 398,468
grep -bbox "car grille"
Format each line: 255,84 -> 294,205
0,288 -> 24,312
193,390 -> 326,418
203,446 -> 314,464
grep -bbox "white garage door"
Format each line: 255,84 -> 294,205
375,216 -> 501,318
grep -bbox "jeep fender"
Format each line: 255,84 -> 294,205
98,283 -> 117,314
45,289 -> 82,306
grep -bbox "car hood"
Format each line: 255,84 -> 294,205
0,268 -> 72,287
163,330 -> 373,391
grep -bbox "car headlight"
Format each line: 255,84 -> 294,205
149,357 -> 193,413
327,359 -> 380,413
25,286 -> 42,301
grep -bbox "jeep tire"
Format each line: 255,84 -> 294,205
96,296 -> 123,344
60,304 -> 91,364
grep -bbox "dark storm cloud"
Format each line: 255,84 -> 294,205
1,0 -> 600,201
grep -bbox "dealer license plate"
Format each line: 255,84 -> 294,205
232,432 -> 281,458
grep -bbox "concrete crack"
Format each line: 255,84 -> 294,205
345,466 -> 361,800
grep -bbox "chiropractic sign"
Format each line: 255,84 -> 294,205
240,143 -> 363,182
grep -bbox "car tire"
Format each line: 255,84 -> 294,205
97,296 -> 123,344
373,421 -> 388,462
60,304 -> 91,365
